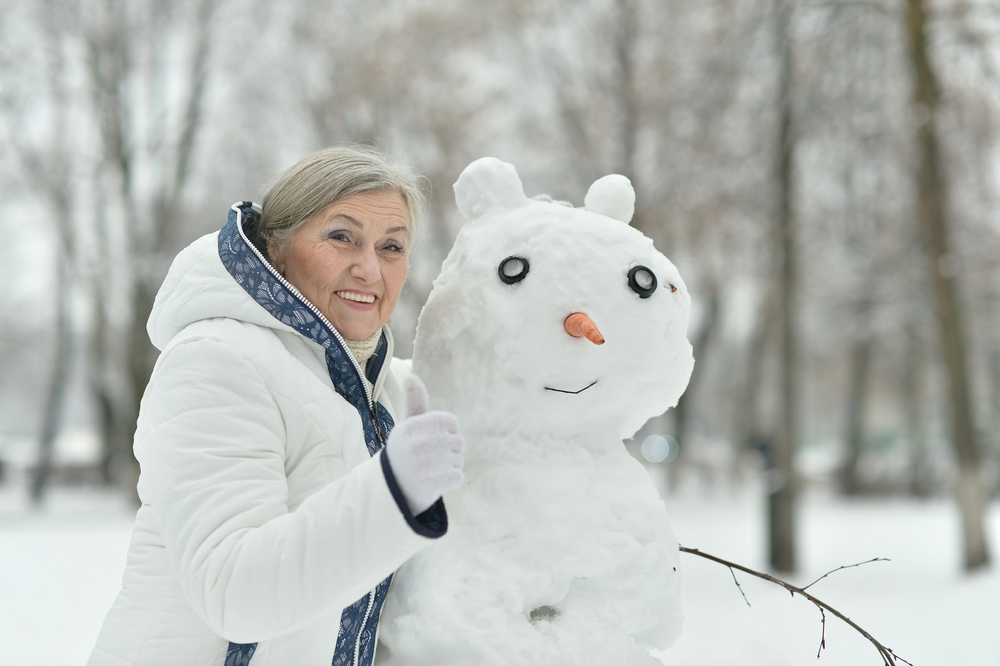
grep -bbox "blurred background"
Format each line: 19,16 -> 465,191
1,0 -> 999,663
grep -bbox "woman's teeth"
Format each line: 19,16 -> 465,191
337,291 -> 376,303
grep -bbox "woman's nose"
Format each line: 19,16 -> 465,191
351,245 -> 381,283
564,313 -> 605,345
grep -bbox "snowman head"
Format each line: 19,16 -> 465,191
412,157 -> 693,444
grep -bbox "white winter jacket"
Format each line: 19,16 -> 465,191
88,203 -> 445,666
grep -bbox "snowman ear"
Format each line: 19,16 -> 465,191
454,157 -> 529,221
584,174 -> 635,224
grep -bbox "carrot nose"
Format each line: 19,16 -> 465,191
564,313 -> 605,345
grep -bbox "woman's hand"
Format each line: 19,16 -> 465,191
385,374 -> 465,515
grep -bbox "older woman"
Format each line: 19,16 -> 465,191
89,146 -> 464,666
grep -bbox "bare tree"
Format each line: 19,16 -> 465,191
768,0 -> 798,574
0,0 -> 89,502
904,0 -> 990,571
83,0 -> 220,498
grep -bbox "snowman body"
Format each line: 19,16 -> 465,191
377,158 -> 694,666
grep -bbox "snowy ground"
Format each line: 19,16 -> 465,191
1,472 -> 996,666
0,480 -> 135,666
661,481 -> 1000,665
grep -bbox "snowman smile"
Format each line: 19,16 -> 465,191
544,380 -> 597,395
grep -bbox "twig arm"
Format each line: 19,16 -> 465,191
679,546 -> 913,666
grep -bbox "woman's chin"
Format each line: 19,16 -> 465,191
330,317 -> 381,342
319,302 -> 380,341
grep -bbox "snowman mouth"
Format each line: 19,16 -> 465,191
544,380 -> 597,395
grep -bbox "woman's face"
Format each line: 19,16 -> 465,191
273,189 -> 410,341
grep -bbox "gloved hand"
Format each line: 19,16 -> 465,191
384,374 -> 465,515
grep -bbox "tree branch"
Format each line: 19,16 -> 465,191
680,546 -> 912,666
803,557 -> 890,591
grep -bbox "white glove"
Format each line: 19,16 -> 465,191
385,374 -> 465,515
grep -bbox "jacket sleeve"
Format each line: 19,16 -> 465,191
135,335 -> 441,643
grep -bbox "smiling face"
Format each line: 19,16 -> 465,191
272,189 -> 410,341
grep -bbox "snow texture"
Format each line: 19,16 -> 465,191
2,480 -> 998,666
583,174 -> 636,223
376,157 -> 694,665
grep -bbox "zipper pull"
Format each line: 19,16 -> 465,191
372,407 -> 386,446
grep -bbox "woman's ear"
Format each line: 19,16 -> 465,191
267,235 -> 285,275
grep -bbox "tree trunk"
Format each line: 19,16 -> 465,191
614,0 -> 639,184
904,320 -> 932,497
12,4 -> 80,504
769,0 -> 797,574
669,281 -> 720,491
905,0 -> 990,571
988,347 -> 1000,496
838,296 -> 873,495
85,0 -> 141,500
31,256 -> 74,504
732,291 -> 777,488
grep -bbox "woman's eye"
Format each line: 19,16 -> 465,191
627,265 -> 657,298
382,243 -> 405,253
328,231 -> 350,242
498,256 -> 530,284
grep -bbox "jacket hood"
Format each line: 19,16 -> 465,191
150,201 -> 398,425
147,203 -> 295,351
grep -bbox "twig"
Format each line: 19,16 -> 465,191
803,557 -> 890,592
818,606 -> 827,659
729,565 -> 751,607
679,546 -> 913,666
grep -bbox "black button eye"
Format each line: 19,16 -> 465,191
628,265 -> 657,298
498,256 -> 530,284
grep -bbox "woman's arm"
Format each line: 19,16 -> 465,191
136,335 -> 437,643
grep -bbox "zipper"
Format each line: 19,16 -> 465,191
370,575 -> 392,663
372,412 -> 386,446
355,573 -> 392,666
233,204 -> 377,413
353,590 -> 376,666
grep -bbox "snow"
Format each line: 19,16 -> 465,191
0,481 -> 135,666
376,156 -> 999,665
378,158 -> 694,664
662,483 -> 1000,665
2,156 -> 994,664
583,174 -> 636,223
412,157 -> 693,441
1,476 -> 997,666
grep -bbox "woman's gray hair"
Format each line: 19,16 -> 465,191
258,144 -> 426,253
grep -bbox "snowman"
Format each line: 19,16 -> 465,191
376,157 -> 694,666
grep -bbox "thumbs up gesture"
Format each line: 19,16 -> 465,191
384,374 -> 465,515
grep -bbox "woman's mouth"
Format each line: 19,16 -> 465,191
336,290 -> 376,304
